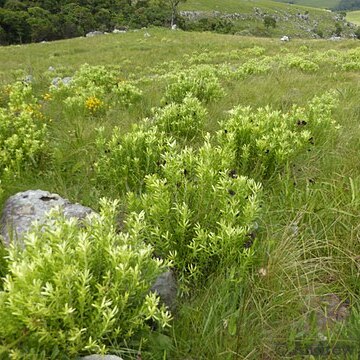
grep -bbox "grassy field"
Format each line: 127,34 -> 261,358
272,0 -> 340,9
347,9 -> 360,24
1,28 -> 360,359
180,0 -> 329,12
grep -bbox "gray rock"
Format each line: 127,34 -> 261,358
0,190 -> 95,247
80,356 -> 123,360
86,31 -> 104,37
150,270 -> 177,312
24,75 -> 33,83
113,29 -> 127,34
51,76 -> 72,87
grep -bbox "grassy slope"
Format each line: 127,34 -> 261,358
180,0 -> 352,39
272,0 -> 340,9
180,0 -> 328,12
1,29 -> 360,358
347,9 -> 360,24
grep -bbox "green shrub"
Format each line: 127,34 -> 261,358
7,81 -> 38,111
0,107 -> 47,178
263,15 -> 276,29
112,81 -> 143,107
218,92 -> 339,179
282,55 -> 320,72
127,138 -> 262,293
71,64 -> 118,91
95,124 -> 173,196
162,65 -> 225,104
0,199 -> 171,359
152,95 -> 207,140
235,57 -> 272,78
50,65 -> 142,116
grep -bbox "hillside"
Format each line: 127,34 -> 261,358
347,9 -> 360,23
272,0 -> 340,9
180,0 -> 358,38
1,28 -> 360,358
273,0 -> 360,10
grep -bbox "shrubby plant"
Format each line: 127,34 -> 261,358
71,64 -> 118,91
0,82 -> 48,178
50,64 -> 142,115
281,55 -> 320,72
218,92 -> 339,178
243,46 -> 266,57
95,124 -> 173,196
235,57 -> 272,78
0,199 -> 171,359
162,65 -> 225,104
7,81 -> 38,111
112,81 -> 143,107
127,137 -> 262,293
152,95 -> 207,140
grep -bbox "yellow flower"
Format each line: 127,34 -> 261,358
43,93 -> 52,101
85,96 -> 103,113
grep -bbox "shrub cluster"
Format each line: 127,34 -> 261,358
218,92 -> 339,178
0,200 -> 171,358
95,124 -> 172,196
50,64 -> 142,117
0,81 -> 48,178
152,95 -> 207,141
162,65 -> 225,104
127,138 -> 262,293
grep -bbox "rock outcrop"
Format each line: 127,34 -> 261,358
0,190 -> 94,247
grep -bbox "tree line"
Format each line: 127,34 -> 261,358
334,0 -> 360,10
0,0 -> 185,45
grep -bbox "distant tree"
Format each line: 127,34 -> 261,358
94,8 -> 113,31
166,0 -> 186,27
263,15 -> 276,29
3,0 -> 27,11
27,7 -> 56,42
59,3 -> 95,37
0,8 -> 30,43
334,22 -> 342,36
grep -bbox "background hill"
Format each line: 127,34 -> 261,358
272,0 -> 340,9
273,0 -> 360,10
179,0 -> 358,38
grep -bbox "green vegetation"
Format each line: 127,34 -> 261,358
180,0 -> 317,12
0,0 -> 174,44
273,0 -> 340,9
0,200 -> 171,358
1,28 -> 360,358
180,0 -> 357,38
347,9 -> 360,23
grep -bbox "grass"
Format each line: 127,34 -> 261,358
272,0 -> 340,9
347,10 -> 360,24
1,28 -> 360,358
180,0 -> 331,12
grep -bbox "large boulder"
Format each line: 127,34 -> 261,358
0,189 -> 95,247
